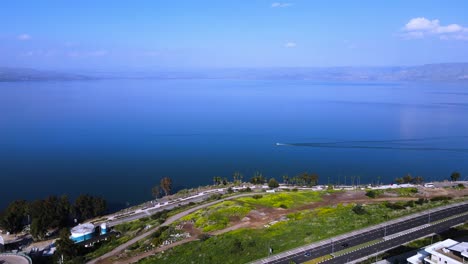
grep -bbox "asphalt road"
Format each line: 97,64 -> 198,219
256,202 -> 468,264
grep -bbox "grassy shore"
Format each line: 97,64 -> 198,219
137,192 -> 460,264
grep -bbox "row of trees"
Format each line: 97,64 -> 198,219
394,171 -> 463,185
211,171 -> 320,187
394,174 -> 424,184
0,194 -> 106,239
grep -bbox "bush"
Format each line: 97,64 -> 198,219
415,198 -> 428,205
252,194 -> 263,200
365,190 -> 380,198
227,187 -> 234,194
430,196 -> 452,202
352,204 -> 366,215
198,234 -> 211,241
384,202 -> 405,210
457,183 -> 465,189
292,188 -> 298,192
279,204 -> 288,209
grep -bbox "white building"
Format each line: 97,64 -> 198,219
407,239 -> 468,264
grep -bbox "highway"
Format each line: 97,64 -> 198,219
252,201 -> 468,264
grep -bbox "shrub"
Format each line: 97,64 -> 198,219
292,188 -> 298,192
279,204 -> 288,209
415,198 -> 428,205
227,187 -> 234,194
198,234 -> 211,241
457,183 -> 465,189
384,202 -> 405,210
365,190 -> 379,198
252,194 -> 263,200
352,204 -> 366,215
430,196 -> 452,202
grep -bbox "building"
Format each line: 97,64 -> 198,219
70,223 -> 95,243
407,239 -> 468,264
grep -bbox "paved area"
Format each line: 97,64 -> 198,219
0,253 -> 32,264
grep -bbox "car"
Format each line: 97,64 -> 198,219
341,243 -> 349,247
304,251 -> 311,257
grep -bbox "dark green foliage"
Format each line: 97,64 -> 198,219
268,178 -> 279,189
451,171 -> 461,181
384,202 -> 406,210
0,200 -> 28,233
279,204 -> 288,209
74,194 -> 107,221
227,187 -> 234,194
457,183 -> 465,189
208,193 -> 222,200
250,171 -> 267,185
55,228 -> 79,261
230,238 -> 244,254
415,198 -> 429,205
252,194 -> 263,199
352,204 -> 366,215
430,196 -> 452,202
292,188 -> 298,192
198,234 -> 211,241
395,174 -> 424,184
365,190 -> 382,198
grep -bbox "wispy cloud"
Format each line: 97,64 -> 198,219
284,42 -> 297,48
17,34 -> 31,41
271,2 -> 292,8
401,17 -> 468,40
67,50 -> 109,58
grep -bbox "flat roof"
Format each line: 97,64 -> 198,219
448,242 -> 468,253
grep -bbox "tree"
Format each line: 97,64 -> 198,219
250,171 -> 266,185
451,171 -> 461,182
403,174 -> 413,184
74,195 -> 106,222
268,178 -> 279,189
0,200 -> 28,233
160,177 -> 172,196
152,185 -> 161,199
395,177 -> 403,184
56,228 -> 78,262
412,176 -> 424,184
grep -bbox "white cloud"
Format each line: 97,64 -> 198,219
271,2 -> 292,8
17,34 -> 31,41
402,17 -> 468,40
284,42 -> 297,48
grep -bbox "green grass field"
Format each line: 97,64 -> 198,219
236,191 -> 322,209
180,200 -> 253,232
138,198 -> 459,264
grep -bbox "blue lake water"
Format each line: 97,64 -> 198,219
1,79 -> 467,210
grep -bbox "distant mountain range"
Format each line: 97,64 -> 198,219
0,67 -> 90,81
2,63 -> 468,82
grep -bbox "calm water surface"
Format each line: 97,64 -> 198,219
1,79 -> 467,210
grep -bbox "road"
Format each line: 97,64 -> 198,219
252,201 -> 468,264
86,193 -> 257,264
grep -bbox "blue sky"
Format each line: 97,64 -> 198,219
2,0 -> 468,70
